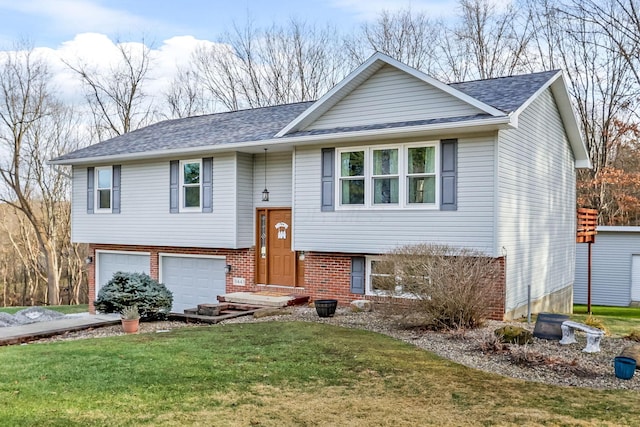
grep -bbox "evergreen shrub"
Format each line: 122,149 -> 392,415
94,272 -> 173,320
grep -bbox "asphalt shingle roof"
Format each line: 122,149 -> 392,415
55,101 -> 314,161
53,70 -> 559,163
449,70 -> 559,113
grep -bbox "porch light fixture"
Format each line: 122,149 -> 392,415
262,148 -> 270,202
224,264 -> 232,274
85,256 -> 93,265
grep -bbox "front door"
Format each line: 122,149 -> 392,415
256,208 -> 296,286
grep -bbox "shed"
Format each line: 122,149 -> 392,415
575,226 -> 640,306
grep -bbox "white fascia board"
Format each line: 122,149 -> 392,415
275,52 -> 505,137
50,116 -> 513,166
511,70 -> 591,170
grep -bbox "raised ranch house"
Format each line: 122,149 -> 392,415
51,53 -> 590,319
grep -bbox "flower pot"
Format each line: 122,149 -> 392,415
614,356 -> 636,380
121,318 -> 140,334
315,299 -> 338,318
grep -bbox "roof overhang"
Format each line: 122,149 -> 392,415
50,116 -> 513,166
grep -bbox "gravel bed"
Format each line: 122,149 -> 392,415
32,307 -> 639,390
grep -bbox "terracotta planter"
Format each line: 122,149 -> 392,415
121,318 -> 140,334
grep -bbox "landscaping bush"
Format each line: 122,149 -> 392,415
94,272 -> 173,320
374,244 -> 502,330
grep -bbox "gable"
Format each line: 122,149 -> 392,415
303,65 -> 485,131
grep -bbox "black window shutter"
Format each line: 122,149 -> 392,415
321,148 -> 335,211
169,160 -> 179,213
86,167 -> 94,214
440,139 -> 458,211
202,157 -> 213,213
112,165 -> 121,214
350,256 -> 366,294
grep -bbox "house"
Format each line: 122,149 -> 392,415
51,53 -> 590,319
575,226 -> 640,307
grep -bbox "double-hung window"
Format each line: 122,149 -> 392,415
180,159 -> 201,211
95,166 -> 112,212
366,257 -> 421,298
337,142 -> 438,209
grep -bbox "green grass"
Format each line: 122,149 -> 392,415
572,304 -> 640,337
0,304 -> 88,315
0,321 -> 638,426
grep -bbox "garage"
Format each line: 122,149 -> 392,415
160,254 -> 226,313
96,251 -> 150,296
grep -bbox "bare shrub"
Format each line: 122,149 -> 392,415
509,346 -> 547,366
475,330 -> 510,354
373,244 -> 502,330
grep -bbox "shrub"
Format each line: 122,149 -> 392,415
373,244 -> 502,330
584,314 -> 609,335
624,329 -> 640,342
94,272 -> 173,320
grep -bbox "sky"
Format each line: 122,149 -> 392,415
0,0 -> 460,49
0,0 -> 466,107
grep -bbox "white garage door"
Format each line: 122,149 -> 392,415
97,252 -> 150,296
160,255 -> 226,313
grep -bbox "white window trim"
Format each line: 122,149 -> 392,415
95,166 -> 112,214
179,159 -> 202,212
336,142 -> 440,210
365,256 -> 420,299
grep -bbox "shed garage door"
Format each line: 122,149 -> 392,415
97,252 -> 150,296
160,255 -> 226,313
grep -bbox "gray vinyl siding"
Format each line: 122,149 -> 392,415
292,135 -> 496,254
71,154 -> 239,248
254,152 -> 292,208
574,229 -> 640,306
236,152 -> 254,248
496,88 -> 576,313
305,65 -> 483,131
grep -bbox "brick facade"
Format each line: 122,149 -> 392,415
88,244 -> 507,320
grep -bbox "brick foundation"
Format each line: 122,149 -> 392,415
87,244 -> 507,320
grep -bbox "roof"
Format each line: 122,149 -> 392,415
51,53 -> 588,167
449,70 -> 560,113
54,102 -> 313,162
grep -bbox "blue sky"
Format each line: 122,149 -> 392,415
0,0 -> 459,49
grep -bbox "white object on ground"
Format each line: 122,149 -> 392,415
559,320 -> 604,353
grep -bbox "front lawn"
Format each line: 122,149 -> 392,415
573,304 -> 640,336
0,321 -> 638,426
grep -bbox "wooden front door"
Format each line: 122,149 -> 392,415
256,208 -> 296,286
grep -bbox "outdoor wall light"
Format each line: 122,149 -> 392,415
224,264 -> 232,274
85,256 -> 93,265
262,148 -> 269,202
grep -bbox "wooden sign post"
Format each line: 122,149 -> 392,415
576,208 -> 597,314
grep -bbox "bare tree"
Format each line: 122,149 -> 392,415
526,0 -> 640,224
442,0 -> 533,81
64,40 -> 156,139
188,19 -> 346,111
163,65 -> 209,119
0,46 -> 84,304
344,8 -> 442,76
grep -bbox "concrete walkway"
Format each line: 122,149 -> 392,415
0,313 -> 121,346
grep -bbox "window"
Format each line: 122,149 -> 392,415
180,160 -> 201,211
340,150 -> 365,205
95,166 -> 112,212
366,257 -> 422,298
337,142 -> 438,209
